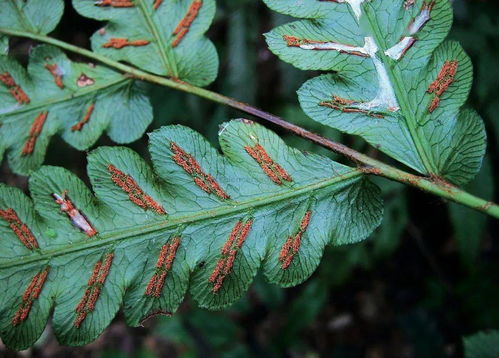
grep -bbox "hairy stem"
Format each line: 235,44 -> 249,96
1,28 -> 498,219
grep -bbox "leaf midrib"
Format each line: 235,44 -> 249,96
136,0 -> 179,77
0,169 -> 363,269
8,0 -> 37,34
363,5 -> 438,175
0,78 -> 129,123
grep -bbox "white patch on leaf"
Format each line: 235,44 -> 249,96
299,40 -> 368,55
358,38 -> 400,111
409,4 -> 432,34
384,36 -> 415,60
384,2 -> 433,61
344,0 -> 366,20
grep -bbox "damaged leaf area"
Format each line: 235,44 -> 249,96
72,0 -> 218,86
263,0 -> 486,185
0,120 -> 383,350
0,45 -> 152,175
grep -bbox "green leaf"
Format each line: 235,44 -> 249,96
72,0 -> 218,86
464,330 -> 499,358
0,0 -> 218,175
0,0 -> 64,35
263,0 -> 486,185
0,45 -> 153,175
0,119 -> 382,350
0,35 -> 8,55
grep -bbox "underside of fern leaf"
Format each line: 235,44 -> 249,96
0,45 -> 152,175
72,0 -> 218,86
0,119 -> 382,350
0,0 -> 218,175
263,0 -> 486,185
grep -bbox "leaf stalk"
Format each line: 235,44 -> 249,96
1,27 -> 498,219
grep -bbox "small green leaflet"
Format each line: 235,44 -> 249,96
0,45 -> 152,175
0,36 -> 8,55
72,0 -> 219,86
263,0 -> 486,185
0,0 -> 64,35
0,120 -> 382,350
0,0 -> 220,175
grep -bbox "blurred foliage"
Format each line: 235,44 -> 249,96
448,157 -> 493,268
463,330 -> 499,358
0,0 -> 498,357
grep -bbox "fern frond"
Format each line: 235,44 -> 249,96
264,0 -> 486,185
72,0 -> 218,86
0,45 -> 152,175
0,0 -> 220,175
0,119 -> 382,350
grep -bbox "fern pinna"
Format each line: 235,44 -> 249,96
0,0 -> 217,175
0,120 -> 382,349
264,0 -> 486,185
0,0 -> 496,351
0,45 -> 152,175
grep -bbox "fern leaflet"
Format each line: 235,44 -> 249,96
0,119 -> 382,349
72,0 -> 218,86
0,45 -> 152,175
264,0 -> 486,185
0,0 -> 219,175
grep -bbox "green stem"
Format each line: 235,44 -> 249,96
1,27 -> 498,219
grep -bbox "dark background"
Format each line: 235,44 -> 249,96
1,0 -> 498,356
